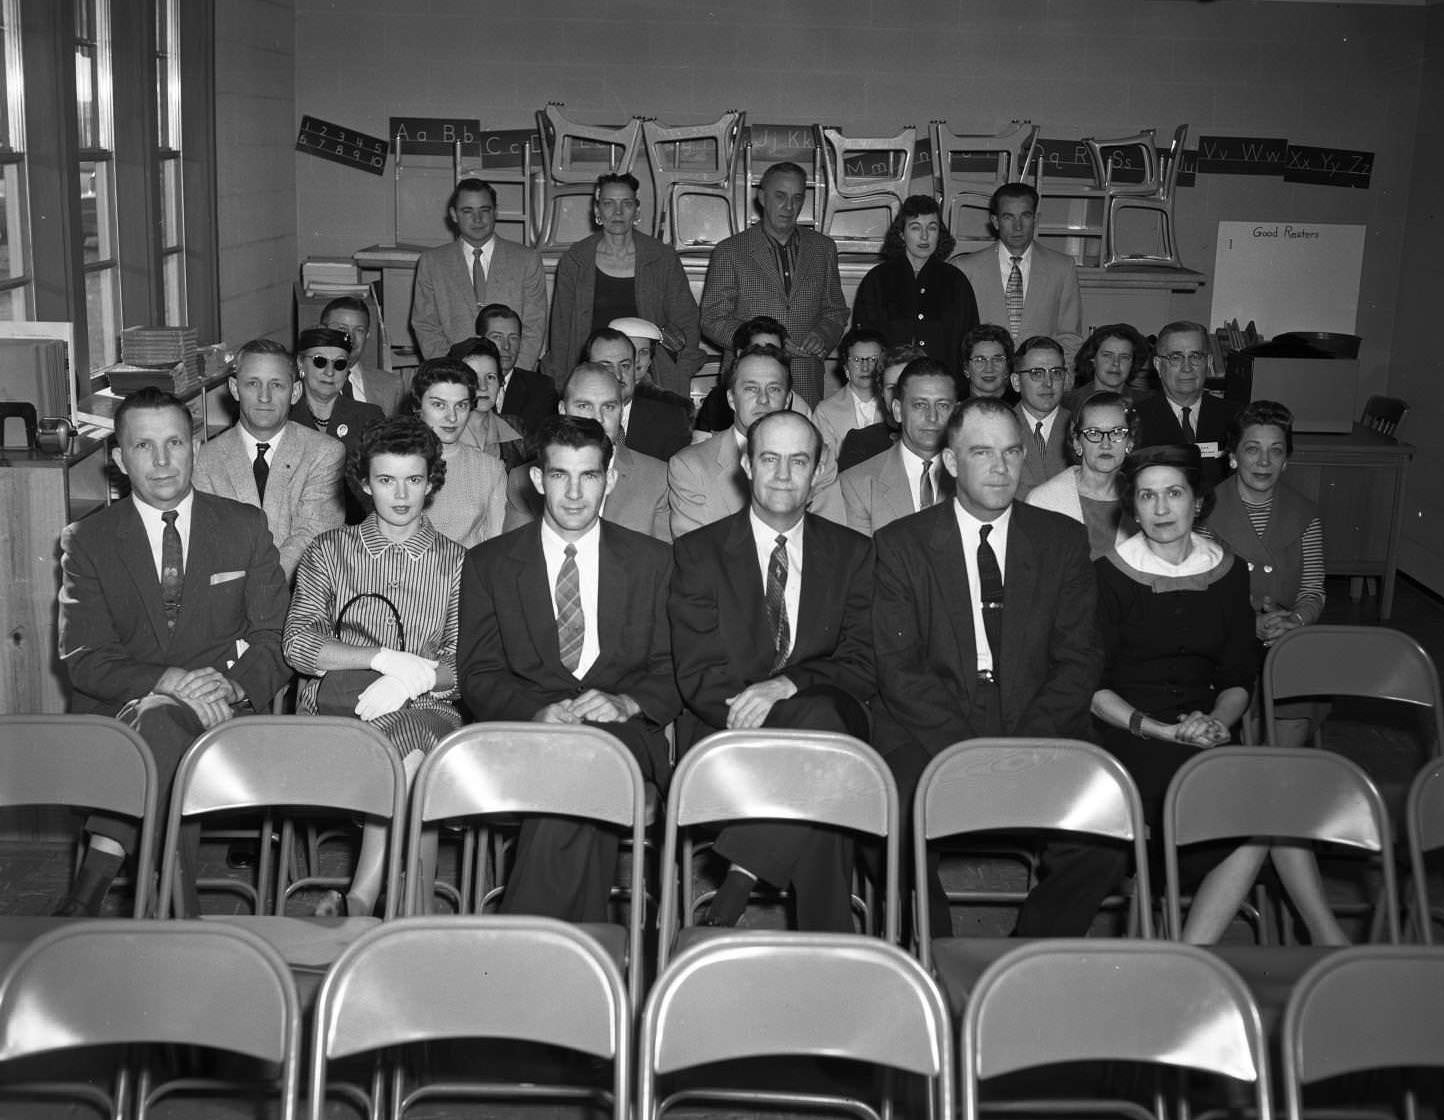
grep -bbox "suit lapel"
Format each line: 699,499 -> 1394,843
715,432 -> 748,510
1000,505 -> 1038,685
794,515 -> 827,658
589,523 -> 627,681
929,507 -> 979,673
722,512 -> 769,662
509,524 -> 560,669
220,430 -> 259,505
748,228 -> 786,304
115,502 -> 172,650
879,445 -> 916,524
173,493 -> 219,646
264,426 -> 302,521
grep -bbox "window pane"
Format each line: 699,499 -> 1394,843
75,41 -> 99,149
86,266 -> 119,369
160,155 -> 180,248
0,284 -> 26,321
79,159 -> 116,264
0,7 -> 10,152
163,252 -> 183,325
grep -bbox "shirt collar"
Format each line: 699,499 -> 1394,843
540,516 -> 602,560
239,423 -> 285,460
358,511 -> 440,559
749,507 -> 803,550
952,496 -> 1013,540
997,241 -> 1033,266
132,488 -> 195,539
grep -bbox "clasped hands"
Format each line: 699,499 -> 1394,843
1256,596 -> 1304,646
535,690 -> 640,725
155,666 -> 244,729
1171,710 -> 1231,748
725,677 -> 797,729
355,649 -> 439,722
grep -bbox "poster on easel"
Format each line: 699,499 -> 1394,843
1209,221 -> 1366,336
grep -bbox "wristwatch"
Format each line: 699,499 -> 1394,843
1129,709 -> 1146,738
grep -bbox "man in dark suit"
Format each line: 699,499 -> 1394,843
321,295 -> 404,417
1011,335 -> 1072,499
871,396 -> 1100,937
457,415 -> 680,922
1134,319 -> 1242,492
446,302 -> 559,437
55,388 -> 290,916
586,327 -> 692,462
670,410 -> 874,931
700,161 -> 850,407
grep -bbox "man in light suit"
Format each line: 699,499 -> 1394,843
410,178 -> 548,368
700,162 -> 850,407
55,388 -> 290,916
195,338 -> 345,577
841,356 -> 959,536
952,184 -> 1084,365
668,345 -> 843,539
871,396 -> 1099,938
1134,319 -> 1242,492
1011,335 -> 1072,499
321,296 -> 404,417
503,362 -> 670,541
458,415 -> 680,922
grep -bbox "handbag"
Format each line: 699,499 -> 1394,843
313,592 -> 408,717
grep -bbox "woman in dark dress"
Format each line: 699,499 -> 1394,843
851,195 -> 979,375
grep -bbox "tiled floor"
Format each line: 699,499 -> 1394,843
1,576 -> 1442,1117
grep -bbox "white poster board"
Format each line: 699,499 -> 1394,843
1209,221 -> 1366,336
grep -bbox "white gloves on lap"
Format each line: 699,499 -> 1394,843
369,648 -> 438,697
355,674 -> 412,721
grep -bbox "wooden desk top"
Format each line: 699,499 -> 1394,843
1292,424 -> 1413,458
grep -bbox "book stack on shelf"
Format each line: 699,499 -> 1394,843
101,326 -> 201,396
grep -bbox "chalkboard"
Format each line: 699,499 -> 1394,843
1209,221 -> 1366,336
1284,145 -> 1373,189
1195,136 -> 1287,176
389,116 -> 482,156
295,116 -> 387,175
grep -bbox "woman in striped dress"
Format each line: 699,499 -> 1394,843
285,416 -> 465,915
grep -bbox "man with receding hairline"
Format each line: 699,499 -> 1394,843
1134,319 -> 1242,492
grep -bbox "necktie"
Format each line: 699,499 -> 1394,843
977,523 -> 1004,674
919,458 -> 935,509
766,533 -> 790,673
160,510 -> 183,630
1034,420 -> 1047,464
1180,406 -> 1196,443
555,544 -> 584,673
471,246 -> 486,304
252,442 -> 270,503
1005,255 -> 1024,340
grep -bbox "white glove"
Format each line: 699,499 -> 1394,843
355,674 -> 411,721
369,648 -> 438,697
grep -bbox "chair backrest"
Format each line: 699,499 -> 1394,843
914,738 -> 1154,956
1262,626 -> 1442,752
1282,946 -> 1444,1120
1156,123 -> 1190,201
1407,758 -> 1444,943
817,126 -> 917,202
536,102 -> 644,186
1360,395 -> 1408,437
930,119 -> 1040,241
657,730 -> 900,949
0,715 -> 157,917
0,920 -> 300,1118
1163,746 -> 1398,940
643,110 -> 747,243
157,717 -> 406,917
312,915 -> 628,1117
638,932 -> 952,1118
962,940 -> 1270,1120
1084,129 -> 1160,192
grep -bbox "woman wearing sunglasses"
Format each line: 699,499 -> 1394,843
290,327 -> 384,522
1025,390 -> 1137,559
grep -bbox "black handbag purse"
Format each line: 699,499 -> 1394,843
313,592 -> 408,717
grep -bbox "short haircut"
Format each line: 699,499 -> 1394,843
113,386 -> 190,443
1074,322 -> 1148,379
234,337 -> 293,375
881,194 -> 956,261
1155,320 -> 1209,353
449,336 -> 502,368
961,323 -> 1015,366
583,326 -> 634,364
350,415 -> 446,510
594,171 -> 640,197
1014,334 -> 1065,369
989,182 -> 1039,215
561,361 -> 621,400
408,357 -> 478,411
1117,443 -> 1215,522
1229,399 -> 1295,457
296,326 -> 349,354
746,408 -> 822,464
876,342 -> 926,401
320,295 -> 370,330
534,414 -> 613,471
448,177 -> 497,212
731,315 -> 788,353
894,356 -> 960,402
725,342 -> 791,392
944,394 -> 1025,443
837,325 -> 888,365
475,302 -> 521,336
1067,390 -> 1137,465
759,161 -> 808,191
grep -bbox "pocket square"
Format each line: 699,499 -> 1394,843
209,570 -> 246,586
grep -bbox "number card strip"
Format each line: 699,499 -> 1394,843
296,115 -> 388,176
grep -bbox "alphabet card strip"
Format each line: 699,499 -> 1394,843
296,115 -> 388,175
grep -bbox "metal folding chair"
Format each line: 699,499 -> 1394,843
639,932 -> 953,1120
642,109 -> 747,246
534,102 -> 645,249
1087,124 -> 1189,268
1406,758 -> 1444,943
929,119 -> 1039,250
815,125 -> 917,249
1360,395 -> 1409,438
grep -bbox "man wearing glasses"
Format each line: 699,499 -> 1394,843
814,327 -> 888,463
1135,320 -> 1242,490
1010,335 -> 1072,498
320,296 -> 404,417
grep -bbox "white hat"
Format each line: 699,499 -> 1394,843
609,316 -> 663,342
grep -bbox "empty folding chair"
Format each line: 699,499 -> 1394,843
1360,395 -> 1409,439
534,102 -> 645,249
1406,758 -> 1444,943
815,125 -> 917,248
1085,125 -> 1189,268
929,119 -> 1039,249
639,932 -> 952,1119
643,109 -> 747,246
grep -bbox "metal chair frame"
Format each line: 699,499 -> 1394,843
534,102 -> 645,249
815,124 -> 917,247
1087,124 -> 1188,268
929,119 -> 1040,249
642,109 -> 747,246
1406,759 -> 1444,943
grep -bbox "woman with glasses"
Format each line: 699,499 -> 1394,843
1025,391 -> 1137,558
290,326 -> 385,523
546,172 -> 703,396
451,337 -> 527,472
1062,323 -> 1152,414
852,195 -> 979,375
814,326 -> 888,461
959,323 -> 1020,404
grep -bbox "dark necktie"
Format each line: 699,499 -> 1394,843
1034,420 -> 1047,464
253,442 -> 270,503
977,523 -> 1004,674
160,510 -> 183,630
556,544 -> 584,673
1180,406 -> 1196,443
919,458 -> 935,509
472,246 -> 486,304
1005,255 -> 1024,340
766,534 -> 790,673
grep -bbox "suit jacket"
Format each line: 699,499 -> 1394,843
851,254 -> 980,374
194,421 -> 345,577
346,363 -> 405,418
1133,393 -> 1242,492
289,394 -> 385,524
456,520 -> 680,777
502,443 -> 671,542
1015,405 -> 1072,499
410,236 -> 548,369
699,224 -> 850,406
871,501 -> 1099,759
840,442 -> 940,537
625,391 -> 694,462
668,428 -> 845,540
953,242 -> 1084,364
813,386 -> 878,463
670,509 -> 875,749
837,423 -> 896,473
498,365 -> 560,436
545,230 -> 704,394
58,491 -> 291,716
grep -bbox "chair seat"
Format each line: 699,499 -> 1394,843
575,921 -> 627,972
205,914 -> 382,969
0,917 -> 76,975
1209,944 -> 1341,1033
671,923 -> 736,959
930,937 -> 1019,1017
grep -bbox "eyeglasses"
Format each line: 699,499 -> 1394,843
1161,351 -> 1208,369
1019,366 -> 1068,384
968,354 -> 1009,368
1079,426 -> 1131,444
306,355 -> 350,372
846,355 -> 878,368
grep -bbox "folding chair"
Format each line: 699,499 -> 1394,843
0,920 -> 300,1120
655,729 -> 899,972
737,125 -> 826,229
1406,758 -> 1444,943
534,102 -> 645,249
915,738 -> 1153,1012
962,940 -> 1272,1120
404,722 -> 647,1008
643,109 -> 747,246
455,136 -> 537,246
311,915 -> 628,1118
815,125 -> 917,248
1360,396 -> 1409,439
929,119 -> 1039,250
1282,946 -> 1444,1120
1087,124 -> 1189,268
639,932 -> 953,1120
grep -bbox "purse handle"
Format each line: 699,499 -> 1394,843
334,591 -> 406,653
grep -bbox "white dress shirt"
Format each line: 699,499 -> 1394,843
897,441 -> 942,513
346,362 -> 370,404
995,241 -> 1034,298
849,387 -> 879,430
495,368 -> 513,414
952,499 -> 1013,673
540,518 -> 602,678
1020,404 -> 1061,444
749,509 -> 803,664
133,490 -> 195,580
238,423 -> 285,480
459,236 -> 495,284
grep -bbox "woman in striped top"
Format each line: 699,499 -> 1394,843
285,416 -> 465,915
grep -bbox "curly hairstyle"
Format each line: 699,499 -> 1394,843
880,194 -> 956,261
349,415 -> 446,511
407,357 -> 479,414
1228,399 -> 1294,457
1117,443 -> 1215,524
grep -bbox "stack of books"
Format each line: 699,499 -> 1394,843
105,326 -> 202,395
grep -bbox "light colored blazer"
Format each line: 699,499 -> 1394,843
953,241 -> 1084,364
410,235 -> 548,368
503,443 -> 671,542
1015,404 -> 1072,499
194,420 -> 345,577
814,386 -> 876,463
840,442 -> 918,538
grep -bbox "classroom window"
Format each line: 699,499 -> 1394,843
76,0 -> 119,370
155,0 -> 184,325
0,0 -> 32,322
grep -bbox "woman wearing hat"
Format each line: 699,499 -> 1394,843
289,326 -> 384,522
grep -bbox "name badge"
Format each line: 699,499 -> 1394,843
1196,440 -> 1221,458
